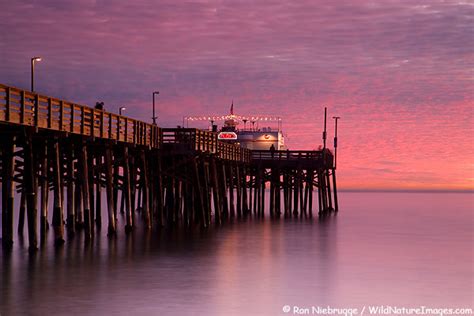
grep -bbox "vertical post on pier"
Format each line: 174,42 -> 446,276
87,150 -> 95,232
308,169 -> 314,218
113,161 -> 119,219
287,171 -> 292,218
148,152 -> 155,226
302,170 -> 309,218
192,157 -> 206,228
236,163 -> 242,218
2,135 -> 15,248
18,191 -> 26,235
95,154 -> 102,228
332,170 -> 339,213
326,170 -> 333,211
52,139 -> 65,245
293,169 -> 299,218
269,168 -> 275,218
323,107 -> 327,151
202,159 -> 211,226
123,146 -> 133,233
219,161 -> 229,219
298,170 -> 304,217
66,143 -> 75,234
242,166 -> 249,215
317,169 -> 323,216
332,116 -> 340,213
283,171 -> 289,218
129,153 -> 137,221
248,169 -> 253,215
182,169 -> 190,227
74,170 -> 84,228
140,150 -> 151,229
228,163 -> 235,218
24,132 -> 38,251
260,169 -> 265,217
39,141 -> 48,244
156,153 -> 164,226
210,157 -> 222,225
254,168 -> 260,216
80,142 -> 92,242
164,168 -> 174,224
276,168 -> 282,217
104,146 -> 116,235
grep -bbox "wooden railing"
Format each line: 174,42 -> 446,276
0,84 -> 161,148
251,150 -> 333,167
162,128 -> 251,162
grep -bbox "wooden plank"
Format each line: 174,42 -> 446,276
5,87 -> 10,121
48,98 -> 53,128
20,91 -> 25,124
59,101 -> 64,131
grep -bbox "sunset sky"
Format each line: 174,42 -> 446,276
0,0 -> 472,190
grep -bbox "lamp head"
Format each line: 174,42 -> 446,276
32,56 -> 42,62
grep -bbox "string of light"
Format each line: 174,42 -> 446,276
184,115 -> 282,122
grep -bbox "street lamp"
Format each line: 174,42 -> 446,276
152,91 -> 159,125
119,107 -> 126,116
31,56 -> 42,92
332,116 -> 340,169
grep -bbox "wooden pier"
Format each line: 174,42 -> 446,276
0,83 -> 338,250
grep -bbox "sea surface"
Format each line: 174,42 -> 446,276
1,192 -> 473,315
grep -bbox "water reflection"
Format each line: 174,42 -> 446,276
1,192 -> 473,315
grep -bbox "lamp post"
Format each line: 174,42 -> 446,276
332,116 -> 340,212
31,56 -> 42,92
119,107 -> 126,116
332,116 -> 340,169
152,91 -> 159,125
322,107 -> 327,150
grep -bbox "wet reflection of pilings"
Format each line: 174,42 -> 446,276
1,248 -> 13,314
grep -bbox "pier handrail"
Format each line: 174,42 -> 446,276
162,128 -> 251,163
251,150 -> 323,160
0,84 -> 161,148
251,149 -> 333,168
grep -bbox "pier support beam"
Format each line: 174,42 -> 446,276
332,169 -> 339,212
2,135 -> 15,249
123,147 -> 133,233
52,140 -> 65,245
24,132 -> 38,251
80,142 -> 92,242
104,146 -> 116,235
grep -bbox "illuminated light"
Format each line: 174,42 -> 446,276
218,132 -> 238,140
264,134 -> 270,140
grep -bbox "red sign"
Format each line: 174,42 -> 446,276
218,132 -> 238,140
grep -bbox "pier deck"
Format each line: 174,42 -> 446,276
0,83 -> 337,250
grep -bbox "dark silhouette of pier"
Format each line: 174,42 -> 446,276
0,83 -> 338,250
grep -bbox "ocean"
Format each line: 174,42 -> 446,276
1,191 -> 473,315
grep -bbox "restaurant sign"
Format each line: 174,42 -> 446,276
218,132 -> 238,140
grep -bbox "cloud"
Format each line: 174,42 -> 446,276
0,0 -> 472,189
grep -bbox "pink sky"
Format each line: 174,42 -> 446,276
0,0 -> 472,190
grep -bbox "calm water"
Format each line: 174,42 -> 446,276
1,192 -> 473,315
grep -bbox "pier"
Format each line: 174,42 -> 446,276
0,83 -> 338,250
